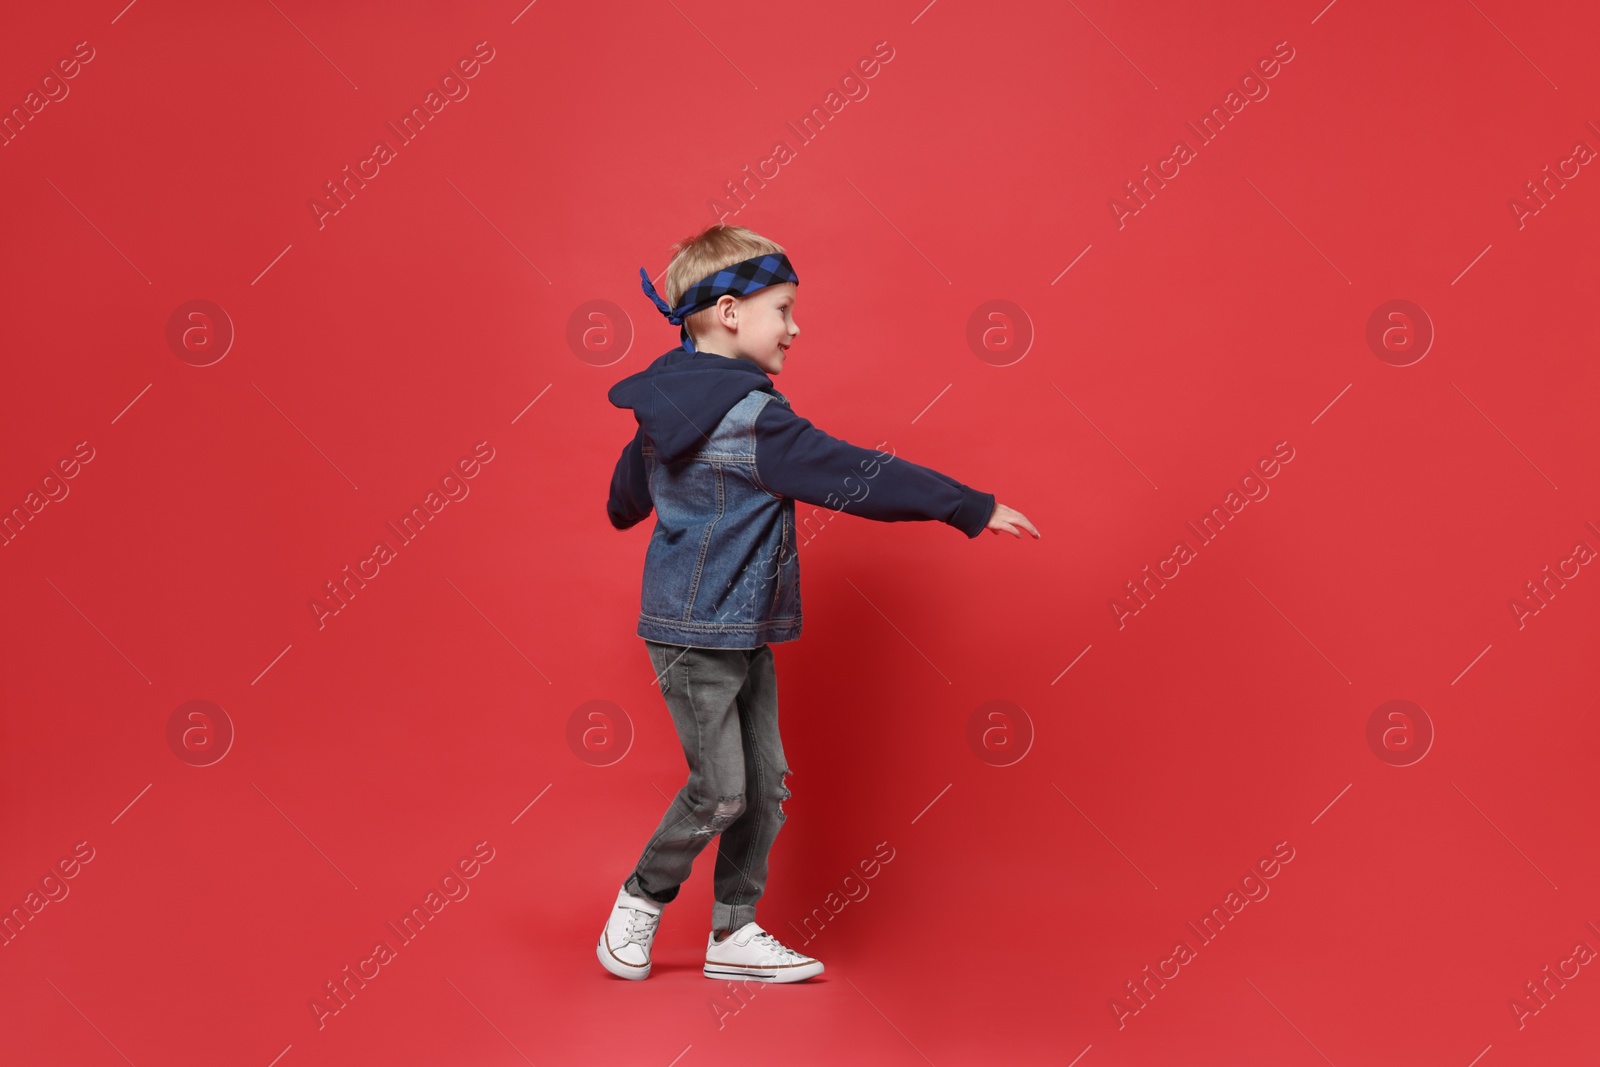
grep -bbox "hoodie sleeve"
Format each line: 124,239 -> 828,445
606,425 -> 653,530
753,401 -> 996,538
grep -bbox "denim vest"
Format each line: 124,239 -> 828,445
637,387 -> 800,648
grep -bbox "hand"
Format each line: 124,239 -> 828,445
985,502 -> 1040,539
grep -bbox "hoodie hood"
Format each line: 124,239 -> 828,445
608,346 -> 778,464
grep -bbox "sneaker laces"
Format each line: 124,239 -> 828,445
622,908 -> 660,948
750,928 -> 803,961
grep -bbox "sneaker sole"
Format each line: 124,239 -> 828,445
597,935 -> 651,980
702,960 -> 824,983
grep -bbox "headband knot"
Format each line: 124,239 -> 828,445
638,252 -> 799,352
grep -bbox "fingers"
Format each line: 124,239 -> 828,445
984,505 -> 1041,539
997,507 -> 1041,539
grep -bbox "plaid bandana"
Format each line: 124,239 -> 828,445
638,253 -> 799,353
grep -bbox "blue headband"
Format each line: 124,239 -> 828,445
639,252 -> 799,352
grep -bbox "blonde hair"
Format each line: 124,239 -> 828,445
662,224 -> 786,345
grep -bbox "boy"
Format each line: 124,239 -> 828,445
597,224 -> 1039,983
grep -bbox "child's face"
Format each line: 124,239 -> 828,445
739,283 -> 798,374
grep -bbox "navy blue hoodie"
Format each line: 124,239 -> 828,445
606,346 -> 995,536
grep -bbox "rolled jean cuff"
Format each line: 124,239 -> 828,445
625,873 -> 678,905
712,900 -> 755,935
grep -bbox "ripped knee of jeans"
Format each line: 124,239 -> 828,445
692,793 -> 745,838
777,770 -> 792,820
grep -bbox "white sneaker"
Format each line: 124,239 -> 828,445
597,887 -> 663,980
703,921 -> 824,983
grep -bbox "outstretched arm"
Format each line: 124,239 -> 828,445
753,401 -> 996,537
606,425 -> 654,530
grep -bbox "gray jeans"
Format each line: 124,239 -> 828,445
623,639 -> 792,936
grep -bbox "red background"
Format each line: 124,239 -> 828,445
3,1 -> 1599,1064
